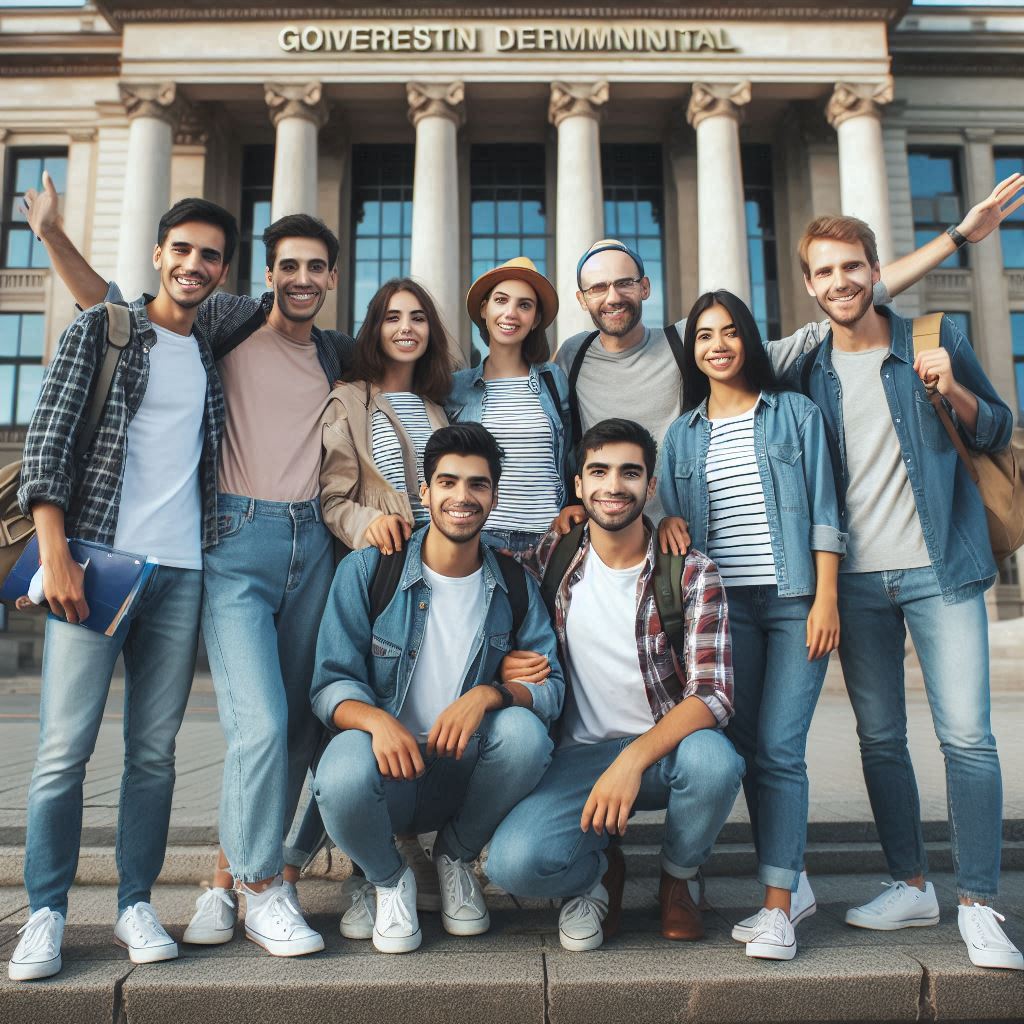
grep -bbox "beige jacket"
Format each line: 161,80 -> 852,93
319,381 -> 448,550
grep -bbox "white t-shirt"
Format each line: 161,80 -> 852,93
113,323 -> 206,568
563,546 -> 656,746
397,563 -> 485,740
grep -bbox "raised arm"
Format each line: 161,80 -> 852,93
22,171 -> 107,309
880,172 -> 1024,299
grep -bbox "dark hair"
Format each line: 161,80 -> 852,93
478,285 -> 551,365
577,418 -> 657,480
798,215 -> 878,277
157,198 -> 239,265
263,214 -> 340,271
681,290 -> 779,411
345,278 -> 454,406
423,423 -> 504,487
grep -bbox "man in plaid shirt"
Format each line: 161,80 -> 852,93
487,418 -> 744,952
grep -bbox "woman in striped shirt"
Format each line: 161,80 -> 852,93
446,257 -> 571,556
319,277 -> 453,553
658,290 -> 845,963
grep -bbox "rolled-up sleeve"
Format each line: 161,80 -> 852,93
681,554 -> 733,725
943,318 -> 1013,453
506,572 -> 565,726
800,404 -> 847,555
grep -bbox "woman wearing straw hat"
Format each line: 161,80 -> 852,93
447,257 -> 571,556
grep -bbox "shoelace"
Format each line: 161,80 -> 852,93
16,909 -> 59,959
442,860 -> 477,912
965,904 -> 1008,949
377,881 -> 414,934
561,891 -> 608,929
751,908 -> 789,943
875,881 -> 914,910
349,881 -> 375,911
126,904 -> 165,943
265,891 -> 304,935
196,886 -> 235,919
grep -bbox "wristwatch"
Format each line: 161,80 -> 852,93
946,225 -> 969,249
494,683 -> 516,709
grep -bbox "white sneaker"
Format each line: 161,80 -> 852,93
745,907 -> 797,961
437,854 -> 490,936
732,870 -> 816,942
242,879 -> 325,957
958,903 -> 1024,971
373,865 -> 421,953
114,903 -> 178,964
183,886 -> 237,945
559,878 -> 609,952
8,908 -> 64,981
340,877 -> 376,940
397,835 -> 442,912
845,881 -> 940,930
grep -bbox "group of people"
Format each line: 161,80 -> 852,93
6,165 -> 1023,983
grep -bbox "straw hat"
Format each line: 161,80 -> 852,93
466,256 -> 559,331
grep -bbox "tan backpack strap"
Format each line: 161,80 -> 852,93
73,303 -> 133,459
912,311 -> 944,359
104,301 -> 132,349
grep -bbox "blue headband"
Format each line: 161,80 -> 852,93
576,242 -> 645,289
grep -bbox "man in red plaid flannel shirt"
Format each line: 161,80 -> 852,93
487,418 -> 744,952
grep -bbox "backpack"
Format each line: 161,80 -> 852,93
368,543 -> 529,638
0,302 -> 133,590
913,312 -> 1024,562
537,522 -> 687,655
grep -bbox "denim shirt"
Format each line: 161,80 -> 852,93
659,391 -> 846,599
311,528 -> 565,732
446,361 -> 572,507
793,308 -> 1013,603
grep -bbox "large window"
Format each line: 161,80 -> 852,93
1012,312 -> 1024,423
350,145 -> 415,336
601,144 -> 666,329
2,150 -> 68,269
0,313 -> 44,426
237,145 -> 274,297
743,144 -> 781,342
995,150 -> 1024,269
908,149 -> 965,269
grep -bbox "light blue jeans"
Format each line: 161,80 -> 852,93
482,529 -> 544,558
202,494 -> 334,883
726,586 -> 828,892
313,707 -> 553,887
486,728 -> 745,899
838,566 -> 1001,901
24,565 -> 202,915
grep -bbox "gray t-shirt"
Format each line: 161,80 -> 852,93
830,346 -> 929,573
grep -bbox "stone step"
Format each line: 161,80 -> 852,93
1,875 -> 1022,1024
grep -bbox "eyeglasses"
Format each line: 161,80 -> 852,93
580,277 -> 643,299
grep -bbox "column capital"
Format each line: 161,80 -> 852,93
548,81 -> 609,128
825,79 -> 894,129
963,127 -> 996,145
0,129 -> 9,143
175,106 -> 210,147
265,81 -> 329,129
686,81 -> 751,130
119,82 -> 184,127
406,82 -> 465,128
67,127 -> 97,143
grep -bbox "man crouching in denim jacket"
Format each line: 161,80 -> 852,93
310,423 -> 564,954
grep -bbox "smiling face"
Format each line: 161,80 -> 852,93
421,453 -> 497,545
153,221 -> 230,309
265,236 -> 337,323
693,303 -> 747,386
378,289 -> 431,367
576,440 -> 655,533
576,249 -> 649,337
803,237 -> 879,327
481,278 -> 541,351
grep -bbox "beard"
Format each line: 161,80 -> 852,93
816,286 -> 873,327
429,502 -> 487,545
590,298 -> 642,338
582,492 -> 645,533
274,285 -> 326,323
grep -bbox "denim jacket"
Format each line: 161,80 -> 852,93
446,361 -> 572,507
659,391 -> 846,598
791,308 -> 1013,603
311,527 -> 565,731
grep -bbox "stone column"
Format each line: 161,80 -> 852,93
117,82 -> 182,299
265,82 -> 328,220
962,128 -> 1015,409
826,79 -> 895,265
407,81 -> 464,334
549,81 -> 608,344
687,81 -> 752,303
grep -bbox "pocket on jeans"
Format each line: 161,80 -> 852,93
216,509 -> 247,540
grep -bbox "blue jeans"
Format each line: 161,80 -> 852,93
313,707 -> 553,887
725,587 -> 827,892
203,494 -> 334,883
482,529 -> 544,558
24,565 -> 202,915
487,729 -> 745,898
838,566 -> 1001,901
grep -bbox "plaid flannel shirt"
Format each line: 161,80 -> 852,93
530,520 -> 734,725
17,296 -> 224,550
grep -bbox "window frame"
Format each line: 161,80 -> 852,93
0,312 -> 46,428
907,147 -> 967,270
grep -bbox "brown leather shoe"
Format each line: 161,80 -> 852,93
601,843 -> 626,942
660,869 -> 705,940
